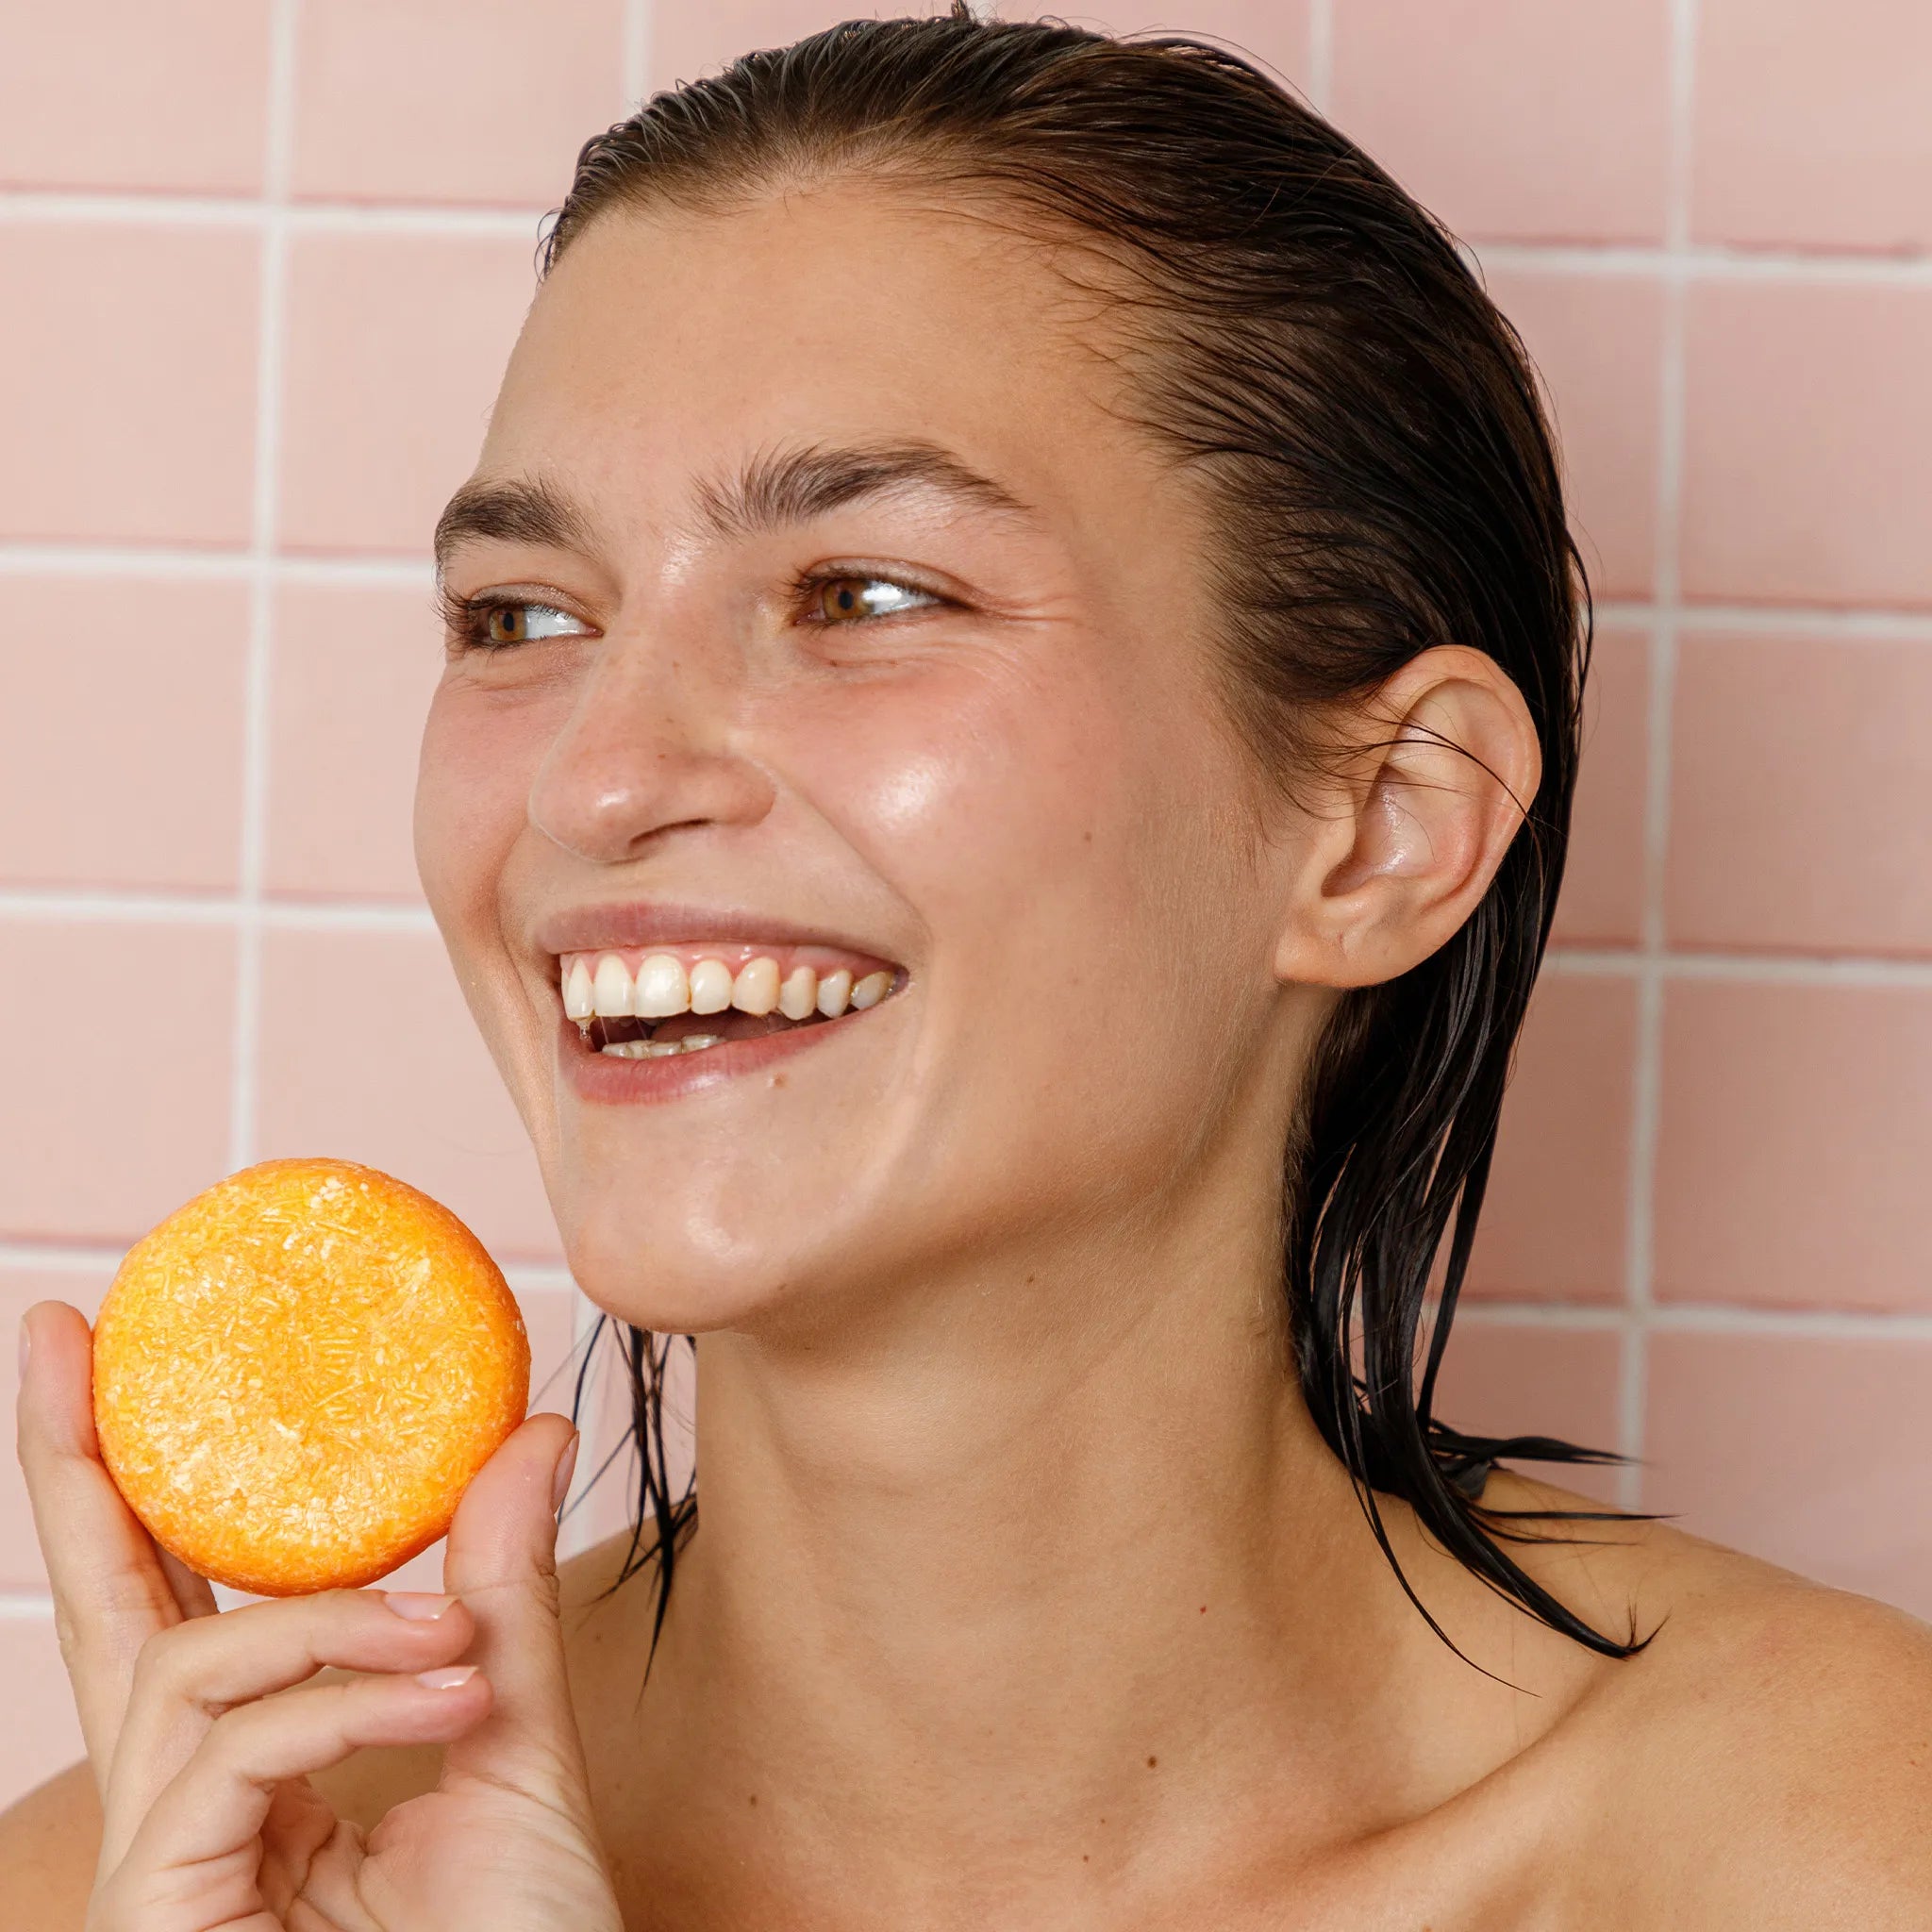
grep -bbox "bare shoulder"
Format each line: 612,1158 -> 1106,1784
1529,1488 -> 1932,1924
0,1759 -> 99,1930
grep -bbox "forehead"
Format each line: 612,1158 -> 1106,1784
478,183 -> 1166,541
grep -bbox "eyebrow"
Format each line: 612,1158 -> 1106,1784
432,438 -> 1042,572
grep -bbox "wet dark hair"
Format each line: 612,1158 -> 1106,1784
552,3 -> 1653,1674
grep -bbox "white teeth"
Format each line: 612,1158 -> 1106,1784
566,949 -> 902,1041
592,955 -> 634,1018
599,1033 -> 727,1058
634,953 -> 690,1019
689,958 -> 734,1014
732,957 -> 781,1016
778,965 -> 818,1021
850,970 -> 891,1010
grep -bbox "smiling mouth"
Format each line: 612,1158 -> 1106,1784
558,946 -> 906,1060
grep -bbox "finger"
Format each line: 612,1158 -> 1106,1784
15,1301 -> 188,1780
154,1545 -> 218,1624
101,1666 -> 491,1907
99,1586 -> 475,1869
439,1413 -> 591,1805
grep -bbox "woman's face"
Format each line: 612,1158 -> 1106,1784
417,182 -> 1319,1338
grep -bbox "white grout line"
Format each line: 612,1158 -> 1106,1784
502,1262 -> 582,1293
0,545 -> 251,579
1468,240 -> 1932,285
0,544 -> 436,584
622,0 -> 652,107
0,192 -> 262,226
1649,1305 -> 1932,1341
0,890 -> 436,929
0,1594 -> 55,1622
225,0 -> 300,1176
1545,949 -> 1932,988
1305,0 -> 1335,113
0,1241 -> 126,1273
1595,598 -> 1932,639
1611,0 -> 1701,1511
1459,1299 -> 1932,1342
1454,1300 -> 1633,1332
0,192 -> 551,239
243,899 -> 440,932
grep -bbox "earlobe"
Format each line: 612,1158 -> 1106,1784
1272,646 -> 1541,991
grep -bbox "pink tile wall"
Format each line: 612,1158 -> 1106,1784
265,583 -> 444,899
291,0 -> 625,208
279,232 -> 541,554
1680,283 -> 1932,608
1329,0 -> 1673,244
1692,0 -> 1932,254
0,578 -> 251,891
0,4 -> 271,195
1645,1333 -> 1932,1618
0,225 -> 260,545
1667,631 -> 1932,956
1654,981 -> 1932,1313
254,929 -> 564,1262
5,0 -> 1929,1811
1468,975 -> 1637,1304
1431,1321 -> 1624,1507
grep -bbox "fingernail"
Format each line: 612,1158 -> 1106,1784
415,1665 -> 478,1690
383,1591 -> 457,1621
550,1429 -> 580,1514
15,1317 -> 28,1387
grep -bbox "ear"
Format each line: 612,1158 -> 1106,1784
1272,644 -> 1541,991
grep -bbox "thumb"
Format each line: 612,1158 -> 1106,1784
438,1411 -> 589,1804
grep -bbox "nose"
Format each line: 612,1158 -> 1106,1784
526,619 -> 776,864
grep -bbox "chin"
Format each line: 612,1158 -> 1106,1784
557,1202 -> 829,1339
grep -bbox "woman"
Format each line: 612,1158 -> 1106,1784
8,8 -> 1930,1925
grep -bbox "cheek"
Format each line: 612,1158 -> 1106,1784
413,681 -> 553,923
788,658 -> 1144,934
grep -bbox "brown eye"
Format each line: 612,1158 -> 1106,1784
801,573 -> 938,625
463,600 -> 591,648
814,578 -> 868,622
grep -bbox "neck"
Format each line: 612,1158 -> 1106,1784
620,1174 -> 1552,1920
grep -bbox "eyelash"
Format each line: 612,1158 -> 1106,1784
441,569 -> 944,653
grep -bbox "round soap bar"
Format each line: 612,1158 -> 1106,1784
92,1158 -> 530,1597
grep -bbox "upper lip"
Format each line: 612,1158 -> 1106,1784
532,900 -> 903,965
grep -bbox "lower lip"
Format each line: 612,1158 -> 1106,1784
557,1006 -> 874,1105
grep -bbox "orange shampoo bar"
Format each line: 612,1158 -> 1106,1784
92,1158 -> 529,1596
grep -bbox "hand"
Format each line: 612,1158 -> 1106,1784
16,1300 -> 625,1932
